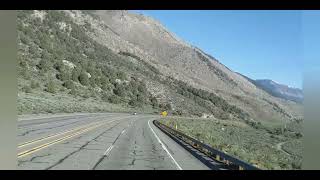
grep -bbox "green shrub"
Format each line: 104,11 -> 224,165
101,83 -> 112,91
129,94 -> 145,107
113,84 -> 126,97
116,71 -> 126,80
71,68 -> 80,82
30,80 -> 40,89
292,161 -> 301,169
37,57 -> 52,71
45,80 -> 56,93
159,103 -> 172,111
53,61 -> 65,72
150,96 -> 159,108
101,92 -> 110,102
63,80 -> 74,89
137,83 -> 147,94
295,132 -> 303,138
89,78 -> 96,87
172,110 -> 183,116
18,57 -> 27,68
56,70 -> 70,82
78,71 -> 89,86
82,92 -> 90,99
22,85 -> 32,93
69,86 -> 77,96
19,32 -> 28,44
20,69 -> 31,80
108,95 -> 121,104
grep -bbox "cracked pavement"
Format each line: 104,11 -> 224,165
17,113 -> 209,170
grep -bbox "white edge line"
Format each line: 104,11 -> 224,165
103,145 -> 114,156
148,119 -> 183,170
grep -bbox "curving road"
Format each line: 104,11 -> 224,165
17,113 -> 209,170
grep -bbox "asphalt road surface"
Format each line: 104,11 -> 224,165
17,113 -> 209,170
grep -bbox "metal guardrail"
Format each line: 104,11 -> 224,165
153,120 -> 260,170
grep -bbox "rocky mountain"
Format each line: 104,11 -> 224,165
91,10 -> 303,120
17,10 -> 303,123
236,73 -> 303,103
254,79 -> 303,103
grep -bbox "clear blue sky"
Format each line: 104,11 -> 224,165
132,10 -> 303,89
302,11 -> 320,73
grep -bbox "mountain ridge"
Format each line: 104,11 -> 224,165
91,10 -> 303,120
254,79 -> 303,103
16,10 -> 303,170
17,10 -> 303,123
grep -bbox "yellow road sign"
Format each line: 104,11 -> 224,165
161,111 -> 168,117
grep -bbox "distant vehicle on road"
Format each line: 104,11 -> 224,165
133,112 -> 137,115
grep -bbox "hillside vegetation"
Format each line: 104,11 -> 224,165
18,10 -> 163,114
159,117 -> 302,170
17,10 -> 303,170
17,10 -> 248,119
93,10 -> 303,123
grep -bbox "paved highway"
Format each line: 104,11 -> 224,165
17,113 -> 209,170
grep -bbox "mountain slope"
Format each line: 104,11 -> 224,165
16,10 -> 303,170
91,10 -> 303,121
17,10 -> 248,121
17,10 -> 303,123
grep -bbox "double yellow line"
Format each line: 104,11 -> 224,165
18,121 -> 102,148
18,118 -> 120,158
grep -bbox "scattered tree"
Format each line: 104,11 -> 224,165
30,80 -> 40,89
69,86 -> 77,96
108,95 -> 121,104
22,85 -> 32,93
45,80 -> 56,93
37,59 -> 51,72
78,71 -> 89,86
71,68 -> 79,82
63,80 -> 74,89
113,83 -> 126,97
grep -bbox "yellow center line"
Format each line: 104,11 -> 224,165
18,116 -> 130,148
18,121 -> 110,158
18,121 -> 103,148
17,117 -> 129,158
18,124 -> 100,158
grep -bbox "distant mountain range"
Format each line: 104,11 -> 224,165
253,79 -> 303,103
237,73 -> 303,103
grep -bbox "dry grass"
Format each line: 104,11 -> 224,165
159,117 -> 302,170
